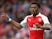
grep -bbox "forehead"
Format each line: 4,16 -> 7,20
31,4 -> 38,7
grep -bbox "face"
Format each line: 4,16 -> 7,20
30,4 -> 40,16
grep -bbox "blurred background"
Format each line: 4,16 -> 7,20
0,0 -> 52,39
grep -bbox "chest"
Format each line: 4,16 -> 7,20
27,16 -> 44,27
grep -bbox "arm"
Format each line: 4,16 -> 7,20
3,13 -> 28,30
8,18 -> 23,30
36,24 -> 51,30
35,16 -> 51,30
37,14 -> 51,30
40,24 -> 51,30
5,14 -> 23,30
10,19 -> 23,29
5,14 -> 27,30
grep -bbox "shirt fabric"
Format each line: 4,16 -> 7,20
20,13 -> 50,39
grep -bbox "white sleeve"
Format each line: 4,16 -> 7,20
20,16 -> 28,27
42,16 -> 50,24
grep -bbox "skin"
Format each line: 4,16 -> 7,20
30,4 -> 40,16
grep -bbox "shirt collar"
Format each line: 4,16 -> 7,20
31,12 -> 41,16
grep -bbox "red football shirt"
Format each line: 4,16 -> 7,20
27,16 -> 44,39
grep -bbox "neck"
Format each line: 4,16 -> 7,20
33,12 -> 39,17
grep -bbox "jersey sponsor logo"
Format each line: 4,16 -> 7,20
29,27 -> 42,30
29,24 -> 42,30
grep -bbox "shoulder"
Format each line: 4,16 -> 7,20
20,14 -> 33,23
20,15 -> 32,27
38,13 -> 50,24
38,13 -> 48,19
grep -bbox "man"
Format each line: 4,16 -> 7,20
5,3 -> 51,39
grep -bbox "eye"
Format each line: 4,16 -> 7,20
29,8 -> 34,11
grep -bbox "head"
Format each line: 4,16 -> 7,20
29,2 -> 40,16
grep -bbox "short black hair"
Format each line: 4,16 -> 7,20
31,2 -> 40,8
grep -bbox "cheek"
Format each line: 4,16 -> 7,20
29,8 -> 34,11
33,8 -> 39,12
